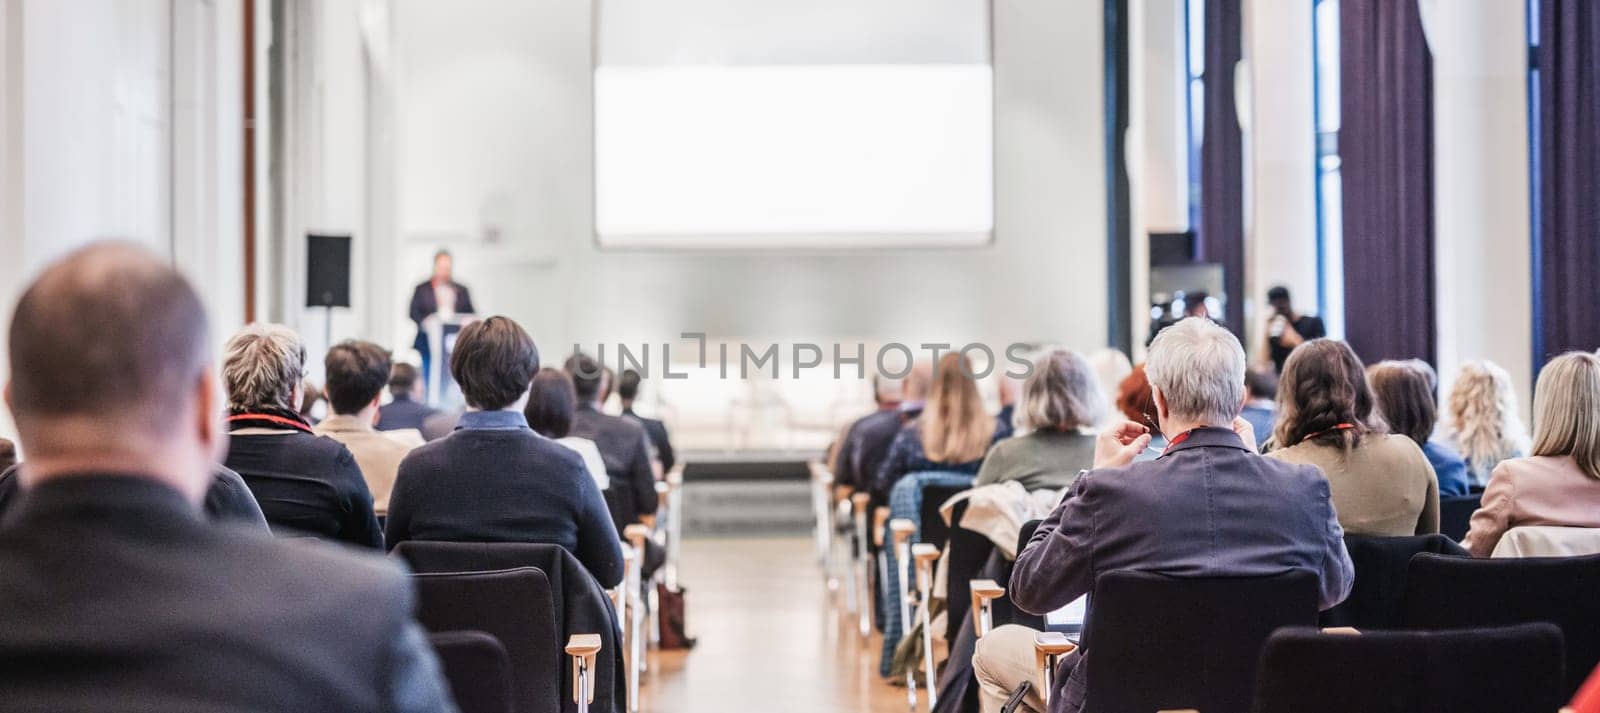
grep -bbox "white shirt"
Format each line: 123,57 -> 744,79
557,436 -> 610,491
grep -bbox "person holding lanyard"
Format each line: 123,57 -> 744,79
408,250 -> 476,394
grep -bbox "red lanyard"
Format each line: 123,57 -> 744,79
1162,428 -> 1200,456
1301,422 -> 1356,442
226,413 -> 313,433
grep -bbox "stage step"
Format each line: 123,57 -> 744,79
681,480 -> 813,537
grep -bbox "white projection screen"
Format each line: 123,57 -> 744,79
594,0 -> 993,249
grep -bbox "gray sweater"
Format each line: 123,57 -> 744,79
974,429 -> 1097,492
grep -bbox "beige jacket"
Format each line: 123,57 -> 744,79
1463,455 -> 1600,557
1267,433 -> 1440,537
314,415 -> 414,515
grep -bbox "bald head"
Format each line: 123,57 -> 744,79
7,243 -> 211,454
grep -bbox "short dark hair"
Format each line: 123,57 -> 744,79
8,243 -> 209,436
324,340 -> 392,415
617,369 -> 643,401
389,362 -> 419,395
451,316 -> 539,410
1267,285 -> 1291,303
564,353 -> 604,402
1246,367 -> 1279,400
525,368 -> 578,438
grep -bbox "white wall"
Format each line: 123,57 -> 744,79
0,0 -> 245,443
379,0 -> 1108,363
1426,0 -> 1532,416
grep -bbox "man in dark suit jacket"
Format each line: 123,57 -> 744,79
0,463 -> 268,530
974,318 -> 1353,713
378,362 -> 439,432
0,243 -> 453,712
616,368 -> 675,473
409,250 -> 476,391
565,354 -> 659,533
385,317 -> 624,588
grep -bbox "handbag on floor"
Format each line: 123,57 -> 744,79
656,582 -> 697,650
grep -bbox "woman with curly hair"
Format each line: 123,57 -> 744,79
1266,339 -> 1440,536
1443,360 -> 1530,488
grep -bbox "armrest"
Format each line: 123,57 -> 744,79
655,481 -> 671,498
566,633 -> 603,705
1033,631 -> 1077,688
872,506 -> 890,547
970,579 -> 1005,636
1320,627 -> 1361,635
889,519 -> 916,548
850,492 -> 871,516
624,523 -> 651,551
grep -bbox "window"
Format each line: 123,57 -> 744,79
1185,0 -> 1205,230
1311,0 -> 1345,338
1526,0 -> 1544,363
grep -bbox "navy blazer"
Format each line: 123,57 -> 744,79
408,281 -> 475,354
1011,427 -> 1354,713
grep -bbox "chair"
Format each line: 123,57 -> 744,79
428,631 -> 514,713
1076,569 -> 1319,713
917,483 -> 969,553
1438,493 -> 1482,541
412,568 -> 563,713
1404,552 -> 1600,698
1491,525 -> 1600,558
941,499 -> 1001,645
1318,534 -> 1468,630
1253,623 -> 1565,713
911,542 -> 942,708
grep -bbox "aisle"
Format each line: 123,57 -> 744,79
642,537 -> 907,713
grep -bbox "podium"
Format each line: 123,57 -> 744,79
424,312 -> 476,407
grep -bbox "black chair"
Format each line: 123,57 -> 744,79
1403,552 -> 1600,698
1319,534 -> 1468,630
941,500 -> 1001,645
429,631 -> 515,713
413,568 -> 562,713
918,483 -> 969,552
1253,623 -> 1565,713
1081,569 -> 1319,713
1438,493 -> 1482,541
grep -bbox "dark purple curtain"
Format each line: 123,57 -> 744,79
1536,0 -> 1600,358
1198,0 -> 1245,333
1339,0 -> 1436,365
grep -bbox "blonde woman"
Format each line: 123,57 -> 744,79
975,350 -> 1106,491
1444,360 -> 1530,487
1463,352 -> 1600,557
871,352 -> 1003,499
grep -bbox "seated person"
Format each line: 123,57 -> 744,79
1239,366 -> 1277,449
1114,365 -> 1167,461
0,463 -> 268,530
1367,359 -> 1470,497
386,318 -> 622,587
222,324 -> 382,549
1266,339 -> 1439,537
525,368 -> 610,491
565,353 -> 657,532
830,374 -> 905,493
0,243 -> 451,711
617,368 -> 675,474
314,340 -> 415,516
872,352 -> 1003,501
376,362 -> 439,432
974,349 -> 1104,492
1464,351 -> 1600,557
974,317 -> 1353,713
1443,360 -> 1530,488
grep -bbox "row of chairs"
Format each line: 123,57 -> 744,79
809,463 -> 1600,713
407,467 -> 685,713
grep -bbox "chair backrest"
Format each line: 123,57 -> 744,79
1083,569 -> 1319,713
1437,493 -> 1482,541
918,483 -> 968,550
1319,534 -> 1468,630
429,631 -> 515,713
1404,551 -> 1600,698
1253,623 -> 1565,713
412,568 -> 561,713
1017,518 -> 1042,556
943,500 -> 1001,644
1492,526 -> 1600,558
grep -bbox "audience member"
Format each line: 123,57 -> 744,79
1444,360 -> 1530,488
222,325 -> 383,549
565,353 -> 658,532
1240,366 -> 1278,449
1263,285 -> 1327,373
974,349 -> 1104,491
1463,352 -> 1600,557
830,374 -> 904,492
995,369 -> 1021,441
0,243 -> 453,711
1114,365 -> 1167,460
1368,360 -> 1471,497
297,379 -> 324,425
973,317 -> 1353,713
872,352 -> 1001,500
617,368 -> 676,474
420,408 -> 462,442
377,362 -> 439,432
526,368 -> 610,491
386,318 -> 623,587
1266,339 -> 1440,536
314,340 -> 414,516
1086,348 -> 1133,428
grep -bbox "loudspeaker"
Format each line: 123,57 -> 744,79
306,234 -> 351,308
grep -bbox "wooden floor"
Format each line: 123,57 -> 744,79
641,537 -> 909,713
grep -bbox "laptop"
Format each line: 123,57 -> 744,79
1044,594 -> 1088,642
